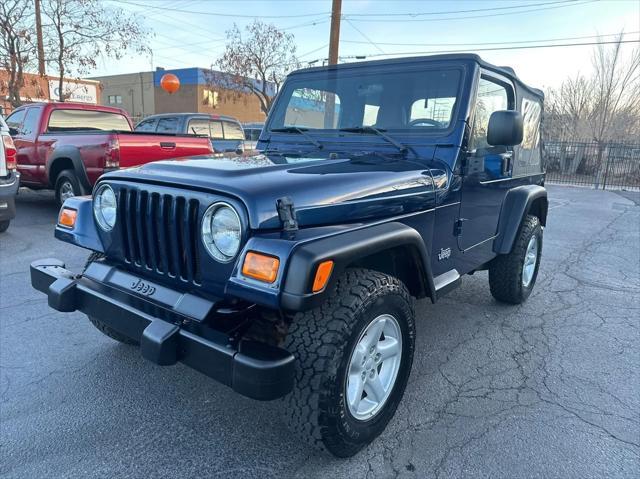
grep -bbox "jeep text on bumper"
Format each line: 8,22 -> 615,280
30,258 -> 295,401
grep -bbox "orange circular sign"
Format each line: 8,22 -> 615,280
160,73 -> 180,94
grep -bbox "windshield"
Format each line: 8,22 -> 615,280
270,67 -> 461,132
47,109 -> 131,132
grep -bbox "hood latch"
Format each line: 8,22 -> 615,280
276,196 -> 298,231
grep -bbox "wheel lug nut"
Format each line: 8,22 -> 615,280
361,371 -> 366,380
375,353 -> 381,361
369,346 -> 375,354
369,370 -> 375,378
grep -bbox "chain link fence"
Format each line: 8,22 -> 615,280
544,140 -> 640,191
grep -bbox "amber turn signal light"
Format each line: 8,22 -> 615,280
312,260 -> 334,293
58,208 -> 77,228
242,252 -> 280,283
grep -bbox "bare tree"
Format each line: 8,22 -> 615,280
546,74 -> 592,139
215,21 -> 299,115
41,0 -> 150,102
588,34 -> 640,143
0,0 -> 36,108
545,34 -> 640,142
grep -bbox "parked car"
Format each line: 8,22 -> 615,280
243,122 -> 264,151
6,102 -> 214,205
135,113 -> 245,155
31,54 -> 547,457
0,115 -> 19,232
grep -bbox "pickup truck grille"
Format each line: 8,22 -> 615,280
118,188 -> 202,285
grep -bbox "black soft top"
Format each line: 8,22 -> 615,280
292,53 -> 544,100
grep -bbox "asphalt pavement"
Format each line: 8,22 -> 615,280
1,185 -> 638,478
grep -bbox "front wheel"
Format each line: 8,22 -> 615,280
282,268 -> 416,457
54,169 -> 83,207
489,214 -> 543,304
0,220 -> 9,233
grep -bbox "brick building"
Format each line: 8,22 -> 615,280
0,70 -> 100,114
94,68 -> 274,124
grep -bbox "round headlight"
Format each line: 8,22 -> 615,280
202,203 -> 242,262
93,184 -> 117,231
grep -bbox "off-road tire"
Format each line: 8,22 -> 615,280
282,268 -> 416,457
489,214 -> 542,304
54,169 -> 83,207
87,316 -> 138,345
0,220 -> 10,233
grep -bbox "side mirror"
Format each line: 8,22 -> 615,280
487,110 -> 523,147
8,127 -> 19,136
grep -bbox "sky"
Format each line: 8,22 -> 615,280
96,0 -> 640,91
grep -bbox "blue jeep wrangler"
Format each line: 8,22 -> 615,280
31,54 -> 547,457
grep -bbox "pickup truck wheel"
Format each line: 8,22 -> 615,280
489,214 -> 542,304
0,220 -> 9,233
282,268 -> 415,457
87,316 -> 138,345
54,170 -> 83,206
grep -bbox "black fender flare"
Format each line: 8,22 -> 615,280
493,185 -> 548,255
46,146 -> 91,192
280,221 -> 435,312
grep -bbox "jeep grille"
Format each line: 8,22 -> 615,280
118,188 -> 202,285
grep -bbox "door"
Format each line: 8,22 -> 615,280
7,107 -> 41,184
458,75 -> 516,253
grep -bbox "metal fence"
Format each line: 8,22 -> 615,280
545,140 -> 640,191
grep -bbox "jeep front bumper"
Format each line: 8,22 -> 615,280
30,259 -> 295,401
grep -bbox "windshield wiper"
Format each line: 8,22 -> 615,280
270,127 -> 324,149
339,126 -> 410,156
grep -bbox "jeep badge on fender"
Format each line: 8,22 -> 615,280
30,54 -> 547,458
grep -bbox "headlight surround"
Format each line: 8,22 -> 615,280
202,202 -> 242,262
93,184 -> 117,231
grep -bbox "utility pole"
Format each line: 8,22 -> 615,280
324,0 -> 342,127
35,0 -> 46,75
328,0 -> 342,65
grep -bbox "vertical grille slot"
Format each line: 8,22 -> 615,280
117,187 -> 201,286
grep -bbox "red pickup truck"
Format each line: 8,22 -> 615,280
6,102 -> 213,204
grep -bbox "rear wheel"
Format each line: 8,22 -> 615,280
0,220 -> 10,233
489,214 -> 542,304
282,268 -> 416,457
54,169 -> 83,207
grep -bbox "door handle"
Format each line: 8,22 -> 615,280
160,142 -> 176,149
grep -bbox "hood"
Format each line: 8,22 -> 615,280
103,151 -> 447,229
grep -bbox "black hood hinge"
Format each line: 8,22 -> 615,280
276,196 -> 298,231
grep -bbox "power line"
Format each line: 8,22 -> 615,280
345,0 -> 597,23
341,31 -> 640,48
112,0 -> 330,19
344,18 -> 385,55
339,39 -> 640,61
345,0 -> 583,17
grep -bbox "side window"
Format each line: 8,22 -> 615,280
6,109 -> 26,133
513,97 -> 543,175
209,121 -> 224,139
156,117 -> 178,133
135,119 -> 157,132
21,108 -> 40,137
471,77 -> 510,149
188,119 -> 210,136
362,104 -> 380,126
